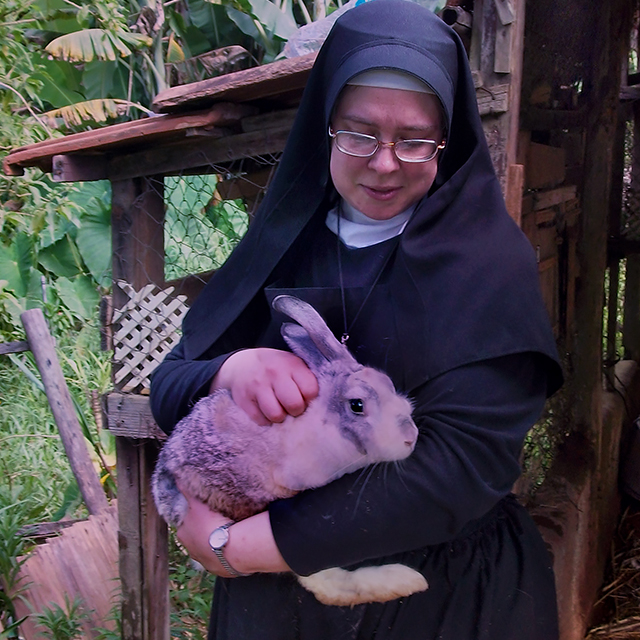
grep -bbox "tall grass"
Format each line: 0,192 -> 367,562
0,322 -> 112,523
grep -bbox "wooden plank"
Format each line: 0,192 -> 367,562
140,442 -> 169,640
106,393 -> 165,440
21,308 -> 109,515
533,185 -> 577,210
526,142 -> 566,190
107,124 -> 291,181
535,208 -> 556,225
505,163 -> 524,225
52,154 -> 108,182
13,506 -> 119,640
116,437 -> 144,640
241,107 -> 298,133
0,340 -> 29,355
476,83 -> 510,116
153,52 -> 317,113
3,104 -> 255,177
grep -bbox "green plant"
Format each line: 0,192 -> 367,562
33,593 -> 92,640
168,533 -> 215,639
0,497 -> 38,637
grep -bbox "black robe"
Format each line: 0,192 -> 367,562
150,2 -> 563,637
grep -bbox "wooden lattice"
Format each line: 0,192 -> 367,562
112,281 -> 188,394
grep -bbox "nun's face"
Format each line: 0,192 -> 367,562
330,85 -> 444,220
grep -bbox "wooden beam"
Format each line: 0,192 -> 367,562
106,124 -> 291,181
21,308 -> 109,516
106,393 -> 165,440
153,52 -> 317,113
52,154 -> 108,182
533,185 -> 577,211
0,340 -> 29,355
3,104 -> 255,177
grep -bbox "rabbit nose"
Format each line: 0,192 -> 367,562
401,418 -> 418,448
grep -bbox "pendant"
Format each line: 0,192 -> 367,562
341,333 -> 349,345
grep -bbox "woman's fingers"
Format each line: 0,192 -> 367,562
215,348 -> 319,424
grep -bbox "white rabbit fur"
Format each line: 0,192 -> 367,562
152,294 -> 428,606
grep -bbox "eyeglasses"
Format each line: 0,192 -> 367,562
328,128 -> 445,163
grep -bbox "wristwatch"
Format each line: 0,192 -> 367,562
208,522 -> 252,577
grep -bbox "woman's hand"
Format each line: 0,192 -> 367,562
176,489 -> 291,577
211,348 -> 319,425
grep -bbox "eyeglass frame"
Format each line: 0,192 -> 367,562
328,127 -> 446,163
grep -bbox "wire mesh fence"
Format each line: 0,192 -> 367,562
164,153 -> 281,283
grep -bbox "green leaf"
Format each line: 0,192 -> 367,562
15,232 -> 36,295
75,208 -> 112,287
182,26 -> 213,57
33,69 -> 85,109
189,0 -> 247,47
55,275 -> 99,320
226,7 -> 262,42
38,236 -> 82,278
0,244 -> 23,296
246,0 -> 298,39
82,61 -> 116,100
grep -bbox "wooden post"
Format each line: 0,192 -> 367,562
559,1 -> 632,638
623,100 -> 640,360
20,308 -> 109,515
110,176 -> 170,640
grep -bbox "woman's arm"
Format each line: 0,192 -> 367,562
175,496 -> 290,577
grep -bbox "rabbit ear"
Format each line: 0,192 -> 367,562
273,295 -> 357,368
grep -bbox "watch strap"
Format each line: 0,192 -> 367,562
209,522 -> 252,577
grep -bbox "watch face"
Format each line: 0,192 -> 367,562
208,526 -> 230,550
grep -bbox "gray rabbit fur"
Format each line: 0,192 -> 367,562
152,294 -> 428,606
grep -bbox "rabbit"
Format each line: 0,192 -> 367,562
152,294 -> 428,606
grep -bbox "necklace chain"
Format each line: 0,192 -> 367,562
336,206 -> 399,345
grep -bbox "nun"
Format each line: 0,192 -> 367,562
150,1 -> 563,638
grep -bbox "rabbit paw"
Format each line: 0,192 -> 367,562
296,564 -> 428,606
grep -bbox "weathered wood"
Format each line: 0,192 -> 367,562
106,393 -> 165,440
13,505 -> 119,640
476,84 -> 510,116
0,340 -> 29,355
52,154 -> 107,182
241,107 -> 298,133
520,107 -> 587,131
505,163 -> 524,225
116,437 -> 143,640
140,442 -> 169,640
111,177 -> 165,308
115,437 -> 169,640
3,104 -> 255,177
526,142 -> 566,190
110,174 -> 169,639
533,185 -> 577,211
556,0 -> 632,637
623,255 -> 640,360
153,52 -> 317,113
20,308 -> 109,515
107,124 -> 291,181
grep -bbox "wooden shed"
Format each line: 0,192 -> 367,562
4,0 -> 640,638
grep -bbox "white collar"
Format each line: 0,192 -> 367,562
325,200 -> 414,248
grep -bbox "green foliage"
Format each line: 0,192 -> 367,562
168,534 -> 215,640
33,594 -> 92,640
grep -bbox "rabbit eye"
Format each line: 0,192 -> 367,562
349,398 -> 365,414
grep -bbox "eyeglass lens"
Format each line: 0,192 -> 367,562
332,131 -> 441,162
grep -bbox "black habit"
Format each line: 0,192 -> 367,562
150,2 -> 563,638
